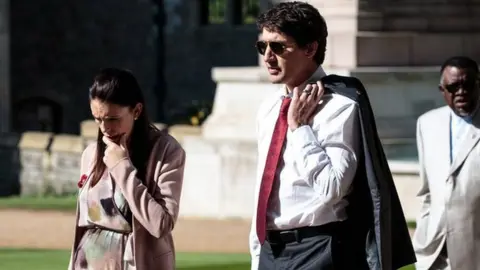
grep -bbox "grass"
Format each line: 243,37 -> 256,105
0,196 -> 416,269
0,196 -> 418,228
0,195 -> 77,212
407,220 -> 417,229
0,249 -> 250,270
0,249 -> 415,270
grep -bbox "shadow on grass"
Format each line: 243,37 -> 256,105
179,263 -> 250,270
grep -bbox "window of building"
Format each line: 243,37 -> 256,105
198,0 -> 260,25
208,0 -> 226,24
13,97 -> 62,133
242,0 -> 260,24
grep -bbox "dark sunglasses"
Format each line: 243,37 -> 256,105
255,41 -> 288,55
440,79 -> 477,94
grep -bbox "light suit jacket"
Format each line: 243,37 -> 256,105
68,130 -> 186,270
413,106 -> 480,270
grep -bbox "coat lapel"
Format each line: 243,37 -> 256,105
449,113 -> 480,176
433,108 -> 453,180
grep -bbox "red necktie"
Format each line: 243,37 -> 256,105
256,96 -> 291,244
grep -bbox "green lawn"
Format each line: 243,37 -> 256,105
0,196 -> 418,229
0,249 -> 250,270
0,249 -> 414,270
0,196 -> 416,269
0,195 -> 77,212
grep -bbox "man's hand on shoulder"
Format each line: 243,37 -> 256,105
288,81 -> 324,131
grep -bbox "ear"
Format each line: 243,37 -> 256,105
304,41 -> 318,59
133,103 -> 143,119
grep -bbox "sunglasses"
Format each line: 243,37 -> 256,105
255,41 -> 289,55
440,79 -> 477,94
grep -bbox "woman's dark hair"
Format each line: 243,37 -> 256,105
89,68 -> 157,185
256,1 -> 328,65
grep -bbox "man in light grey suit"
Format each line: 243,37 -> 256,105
413,56 -> 480,270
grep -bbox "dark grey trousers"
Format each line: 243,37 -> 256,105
258,229 -> 368,270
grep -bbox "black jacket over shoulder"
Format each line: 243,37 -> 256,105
320,74 -> 416,270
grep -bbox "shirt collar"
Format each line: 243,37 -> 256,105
451,107 -> 476,124
281,66 -> 327,97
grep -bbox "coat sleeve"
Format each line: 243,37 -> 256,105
108,136 -> 186,238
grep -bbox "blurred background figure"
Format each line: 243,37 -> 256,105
413,56 -> 480,270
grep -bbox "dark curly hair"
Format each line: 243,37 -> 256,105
256,1 -> 328,65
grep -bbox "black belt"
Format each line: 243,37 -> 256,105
266,222 -> 342,244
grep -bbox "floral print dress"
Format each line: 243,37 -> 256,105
73,171 -> 134,270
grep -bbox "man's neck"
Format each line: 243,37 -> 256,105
285,64 -> 319,94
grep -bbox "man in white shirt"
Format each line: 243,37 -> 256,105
413,56 -> 480,270
250,2 -> 415,270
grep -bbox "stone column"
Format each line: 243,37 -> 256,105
0,0 -> 10,132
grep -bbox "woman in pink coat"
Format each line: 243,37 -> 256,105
68,68 -> 186,270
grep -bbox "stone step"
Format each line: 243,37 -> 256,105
382,16 -> 480,32
384,3 -> 480,16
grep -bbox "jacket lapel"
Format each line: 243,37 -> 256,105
432,108 -> 452,181
449,114 -> 480,176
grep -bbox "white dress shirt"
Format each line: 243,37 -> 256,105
249,67 -> 361,269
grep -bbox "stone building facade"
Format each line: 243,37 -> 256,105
1,0 -> 480,133
7,0 -> 159,134
0,0 -> 264,195
1,0 -> 480,206
0,0 -> 264,135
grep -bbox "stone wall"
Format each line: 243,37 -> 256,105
180,65 -> 426,221
0,121 -> 422,220
5,0 -> 477,134
2,0 -> 262,134
181,132 -> 421,221
18,132 -> 53,196
0,120 -> 168,197
49,134 -> 84,195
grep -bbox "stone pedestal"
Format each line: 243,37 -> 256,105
181,65 -> 431,220
201,67 -> 280,142
80,120 -> 97,149
18,132 -> 53,196
49,134 -> 83,195
204,66 -> 442,141
169,125 -> 202,144
181,138 -> 257,218
181,0 -> 479,220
